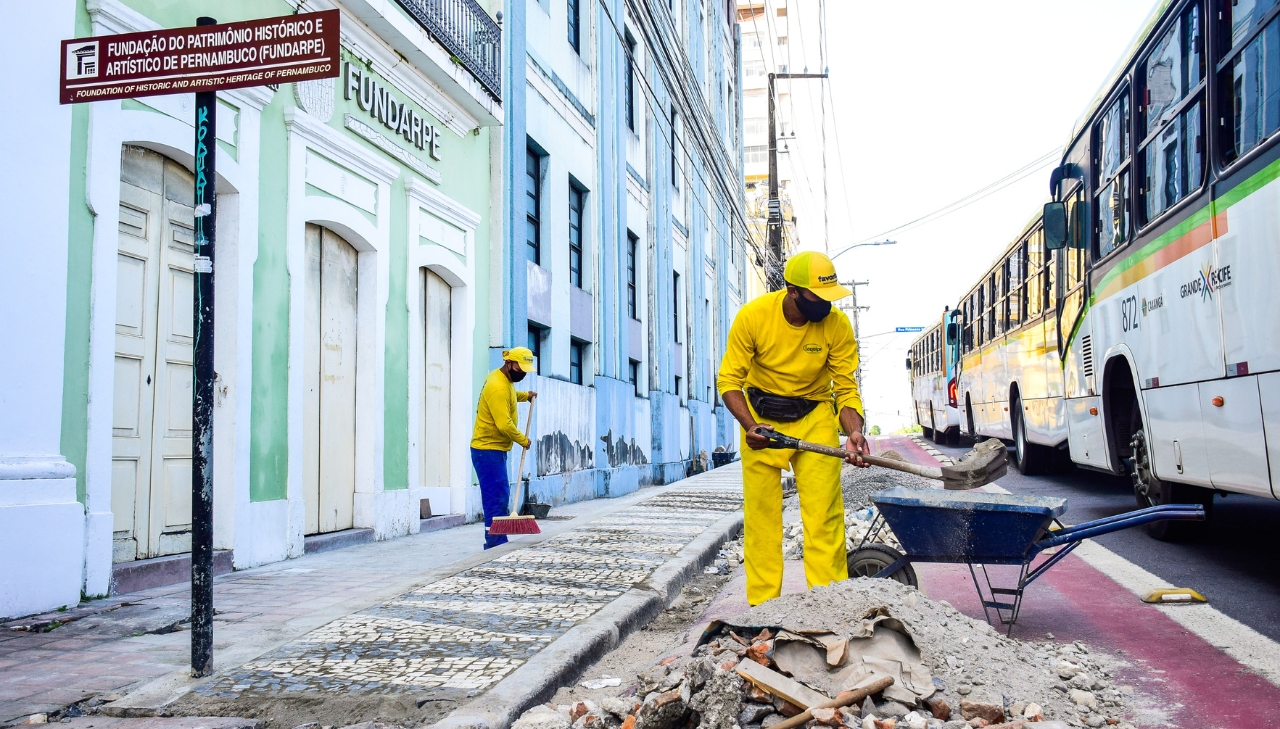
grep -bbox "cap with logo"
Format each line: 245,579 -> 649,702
502,346 -> 537,373
782,251 -> 852,301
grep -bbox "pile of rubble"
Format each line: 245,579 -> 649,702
514,578 -> 1136,729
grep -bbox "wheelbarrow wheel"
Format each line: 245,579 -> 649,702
847,544 -> 918,588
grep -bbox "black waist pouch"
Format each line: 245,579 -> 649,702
746,387 -> 821,423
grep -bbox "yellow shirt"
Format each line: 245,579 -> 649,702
470,368 -> 533,451
717,289 -> 863,416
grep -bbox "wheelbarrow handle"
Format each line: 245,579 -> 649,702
1035,504 -> 1205,550
758,430 -> 944,480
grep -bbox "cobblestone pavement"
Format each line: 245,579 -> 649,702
0,468 -> 741,726
189,484 -> 742,710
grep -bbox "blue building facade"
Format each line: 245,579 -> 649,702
494,0 -> 751,506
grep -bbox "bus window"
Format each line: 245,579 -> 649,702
1140,4 -> 1205,221
1009,242 -> 1025,328
999,260 -> 1011,333
987,272 -> 998,339
1066,192 -> 1087,288
1227,0 -> 1279,49
962,297 -> 974,352
976,287 -> 986,345
1027,231 -> 1044,318
1095,92 -> 1131,258
1222,15 -> 1280,163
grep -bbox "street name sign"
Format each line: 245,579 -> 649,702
60,12 -> 340,677
60,10 -> 339,104
895,326 -> 926,333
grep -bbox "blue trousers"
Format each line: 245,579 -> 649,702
471,447 -> 510,549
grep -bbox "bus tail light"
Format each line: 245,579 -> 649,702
948,379 -> 958,408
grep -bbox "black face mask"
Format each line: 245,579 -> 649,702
794,293 -> 832,322
509,368 -> 528,382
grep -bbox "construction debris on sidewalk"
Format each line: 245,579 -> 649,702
514,577 -> 1137,729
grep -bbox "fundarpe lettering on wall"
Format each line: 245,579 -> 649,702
344,61 -> 442,161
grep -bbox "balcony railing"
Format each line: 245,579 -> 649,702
395,0 -> 502,101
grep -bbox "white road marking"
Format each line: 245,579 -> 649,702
1072,540 -> 1280,688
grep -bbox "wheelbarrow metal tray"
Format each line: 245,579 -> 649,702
871,487 -> 1067,563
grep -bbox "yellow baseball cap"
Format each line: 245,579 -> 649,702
783,251 -> 852,301
503,346 -> 537,373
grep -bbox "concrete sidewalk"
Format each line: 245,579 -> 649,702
0,467 -> 743,729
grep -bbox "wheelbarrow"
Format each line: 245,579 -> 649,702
848,487 -> 1205,632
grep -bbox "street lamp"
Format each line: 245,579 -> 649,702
830,239 -> 896,261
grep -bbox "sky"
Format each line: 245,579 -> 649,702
771,0 -> 1162,432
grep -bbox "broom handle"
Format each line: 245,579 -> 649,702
791,438 -> 944,480
510,398 -> 535,515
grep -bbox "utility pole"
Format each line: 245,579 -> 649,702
841,280 -> 870,404
767,72 -> 827,290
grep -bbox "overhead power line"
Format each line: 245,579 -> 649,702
831,147 -> 1063,259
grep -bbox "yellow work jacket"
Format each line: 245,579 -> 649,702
717,289 -> 863,416
470,368 -> 532,451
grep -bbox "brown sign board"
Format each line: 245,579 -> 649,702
60,10 -> 339,104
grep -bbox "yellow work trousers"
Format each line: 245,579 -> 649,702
740,402 -> 848,606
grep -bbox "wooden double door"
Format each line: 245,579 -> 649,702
111,146 -> 196,562
303,224 -> 359,535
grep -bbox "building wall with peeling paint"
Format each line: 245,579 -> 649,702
495,0 -> 749,511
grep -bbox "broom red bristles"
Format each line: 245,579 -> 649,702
488,399 -> 541,536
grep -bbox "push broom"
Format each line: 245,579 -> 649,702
488,399 -> 541,536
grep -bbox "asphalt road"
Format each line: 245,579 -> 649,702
934,441 -> 1280,643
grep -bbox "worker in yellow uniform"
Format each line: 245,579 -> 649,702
471,347 -> 538,549
717,251 -> 868,605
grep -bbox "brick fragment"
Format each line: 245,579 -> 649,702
925,697 -> 951,721
959,700 -> 1005,724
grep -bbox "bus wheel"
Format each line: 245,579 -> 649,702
1130,404 -> 1212,541
1013,402 -> 1047,475
930,412 -> 944,444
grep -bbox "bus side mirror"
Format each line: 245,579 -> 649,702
946,322 -> 959,342
905,357 -> 912,371
1044,202 -> 1067,250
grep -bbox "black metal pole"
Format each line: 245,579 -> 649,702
191,15 -> 217,678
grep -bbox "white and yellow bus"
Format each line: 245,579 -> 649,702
908,309 -> 963,445
932,0 -> 1280,540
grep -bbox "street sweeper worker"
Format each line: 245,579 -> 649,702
717,250 -> 868,606
471,347 -> 538,549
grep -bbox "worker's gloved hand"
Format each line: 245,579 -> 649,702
745,423 -> 775,450
844,431 -> 869,467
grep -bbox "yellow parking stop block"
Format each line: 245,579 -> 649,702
1142,588 -> 1207,604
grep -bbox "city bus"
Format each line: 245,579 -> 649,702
936,0 -> 1280,540
907,309 -> 962,445
953,214 -> 1068,476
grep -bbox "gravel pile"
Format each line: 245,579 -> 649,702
513,579 -> 1137,729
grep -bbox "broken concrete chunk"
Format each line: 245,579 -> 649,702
688,670 -> 744,729
958,700 -> 1005,724
739,702 -> 775,724
513,706 -> 573,729
735,658 -> 831,710
634,688 -> 686,729
601,697 -> 639,719
759,715 -> 786,729
1022,703 -> 1043,720
1068,689 -> 1096,709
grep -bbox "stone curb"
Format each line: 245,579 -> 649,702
431,505 -> 744,729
